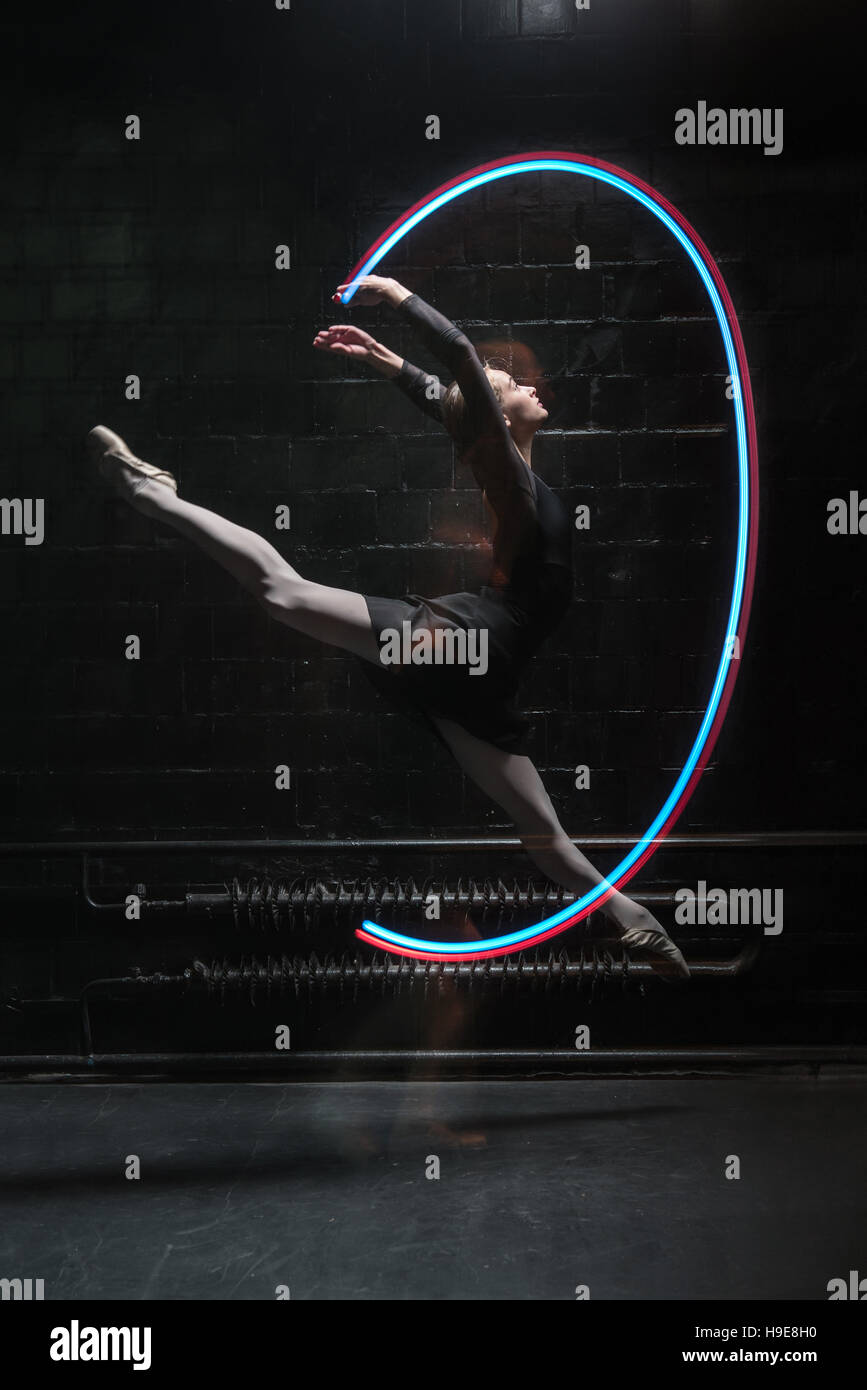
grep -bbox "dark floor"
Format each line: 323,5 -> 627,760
1,1075 -> 864,1300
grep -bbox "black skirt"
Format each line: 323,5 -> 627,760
358,565 -> 572,753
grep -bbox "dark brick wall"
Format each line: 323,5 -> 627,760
0,0 -> 864,840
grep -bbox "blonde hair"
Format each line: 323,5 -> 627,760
442,363 -> 506,445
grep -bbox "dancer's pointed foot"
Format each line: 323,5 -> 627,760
87,425 -> 177,506
617,910 -> 690,982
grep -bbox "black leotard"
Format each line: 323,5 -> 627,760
359,292 -> 573,752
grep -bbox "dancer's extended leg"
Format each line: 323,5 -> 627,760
430,714 -> 689,978
89,426 -> 381,665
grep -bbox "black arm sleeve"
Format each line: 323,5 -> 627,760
397,292 -> 538,577
396,293 -> 512,447
393,359 -> 445,423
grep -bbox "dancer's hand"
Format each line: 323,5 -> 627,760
313,323 -> 403,379
333,275 -> 411,307
313,325 -> 376,360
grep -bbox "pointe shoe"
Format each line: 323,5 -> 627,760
619,921 -> 691,982
87,425 -> 177,497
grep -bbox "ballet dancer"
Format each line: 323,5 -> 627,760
88,273 -> 689,979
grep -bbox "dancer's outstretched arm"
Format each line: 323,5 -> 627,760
334,275 -> 538,579
313,323 -> 445,423
333,277 -> 511,447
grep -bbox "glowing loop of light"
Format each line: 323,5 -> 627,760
339,151 -> 759,960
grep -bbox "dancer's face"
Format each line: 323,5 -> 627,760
487,369 -> 548,436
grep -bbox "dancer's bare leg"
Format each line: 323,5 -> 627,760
431,714 -> 689,978
89,426 -> 381,665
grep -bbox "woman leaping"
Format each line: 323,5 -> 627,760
88,274 -> 689,979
